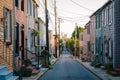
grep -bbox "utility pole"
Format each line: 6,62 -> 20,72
54,0 -> 57,58
45,0 -> 49,62
75,23 -> 77,58
58,18 -> 61,56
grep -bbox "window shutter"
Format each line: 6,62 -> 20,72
4,8 -> 7,42
10,11 -> 12,43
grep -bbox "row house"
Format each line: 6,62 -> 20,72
38,17 -> 48,65
92,0 -> 120,68
0,0 -> 42,72
94,1 -> 113,64
0,0 -> 14,70
79,32 -> 84,60
49,30 -> 55,55
14,0 -> 27,69
94,9 -> 103,63
89,1 -> 114,65
101,1 -> 113,64
0,0 -> 53,78
79,22 -> 90,61
38,18 -> 46,54
113,0 -> 120,68
81,1 -> 114,65
26,0 -> 39,63
89,14 -> 95,61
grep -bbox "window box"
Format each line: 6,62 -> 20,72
6,40 -> 11,46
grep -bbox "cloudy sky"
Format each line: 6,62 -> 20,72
38,0 -> 109,38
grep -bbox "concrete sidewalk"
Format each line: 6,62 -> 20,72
77,59 -> 120,80
23,58 -> 58,80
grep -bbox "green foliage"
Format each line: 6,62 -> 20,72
42,50 -> 49,55
66,38 -> 74,51
35,18 -> 39,23
23,59 -> 32,66
47,61 -> 53,69
71,26 -> 84,39
34,29 -> 40,36
104,63 -> 113,70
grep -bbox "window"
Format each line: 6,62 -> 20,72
4,8 -> 12,43
27,0 -> 29,14
27,0 -> 32,15
102,10 -> 105,27
87,26 -> 90,34
33,4 -> 35,18
81,34 -> 83,41
87,41 -> 90,51
104,9 -> 107,26
15,0 -> 18,7
109,4 -> 113,25
21,0 -> 24,11
30,0 -> 32,15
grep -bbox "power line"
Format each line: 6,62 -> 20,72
58,8 -> 90,16
70,0 -> 94,12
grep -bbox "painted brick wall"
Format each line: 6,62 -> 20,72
114,0 -> 120,68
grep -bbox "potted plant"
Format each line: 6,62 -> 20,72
34,29 -> 40,36
104,62 -> 113,70
42,50 -> 49,55
23,59 -> 32,67
35,18 -> 39,23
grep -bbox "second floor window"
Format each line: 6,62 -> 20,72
33,4 -> 35,18
81,34 -> 83,41
4,8 -> 12,43
21,0 -> 24,11
15,0 -> 18,7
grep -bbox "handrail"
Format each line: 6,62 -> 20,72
25,48 -> 38,58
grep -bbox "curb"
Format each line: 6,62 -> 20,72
38,58 -> 59,80
37,68 -> 49,80
76,60 -> 103,80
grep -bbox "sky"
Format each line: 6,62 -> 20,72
38,0 -> 109,38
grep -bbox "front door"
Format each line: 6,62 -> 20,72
21,25 -> 24,60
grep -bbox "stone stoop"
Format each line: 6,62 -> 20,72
107,65 -> 120,76
0,66 -> 19,80
0,56 -> 13,70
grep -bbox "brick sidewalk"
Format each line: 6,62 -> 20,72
77,59 -> 120,80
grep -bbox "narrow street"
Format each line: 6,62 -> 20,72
41,51 -> 100,80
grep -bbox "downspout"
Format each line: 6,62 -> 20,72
13,0 -> 17,73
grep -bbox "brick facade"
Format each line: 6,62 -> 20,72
90,15 -> 95,61
15,0 -> 27,68
113,0 -> 120,68
0,0 -> 14,70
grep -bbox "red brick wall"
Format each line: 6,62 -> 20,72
15,0 -> 27,67
0,0 -> 14,70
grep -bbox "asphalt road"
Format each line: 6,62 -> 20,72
41,53 -> 100,80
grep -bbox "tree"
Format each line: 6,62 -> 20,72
71,26 -> 84,39
71,26 -> 84,56
66,38 -> 74,55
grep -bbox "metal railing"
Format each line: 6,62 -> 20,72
25,48 -> 37,58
